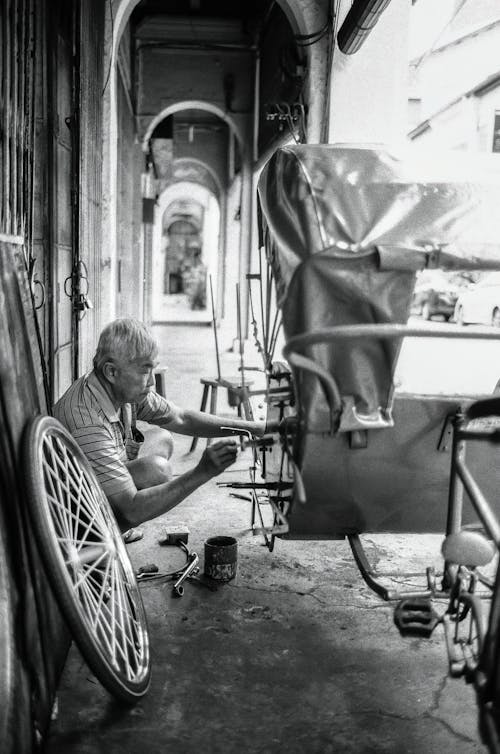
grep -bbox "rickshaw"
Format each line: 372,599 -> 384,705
230,144 -> 500,750
18,144 -> 500,749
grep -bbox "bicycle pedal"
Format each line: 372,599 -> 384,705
394,597 -> 439,637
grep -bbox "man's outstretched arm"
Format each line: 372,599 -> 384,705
107,439 -> 239,528
156,404 -> 279,438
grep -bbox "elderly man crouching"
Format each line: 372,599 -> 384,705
53,318 -> 270,531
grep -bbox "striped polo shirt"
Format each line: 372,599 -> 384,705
53,370 -> 174,499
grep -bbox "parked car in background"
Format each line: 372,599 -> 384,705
454,272 -> 500,327
412,271 -> 460,321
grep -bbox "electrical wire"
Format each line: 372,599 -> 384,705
295,16 -> 332,47
413,0 -> 469,71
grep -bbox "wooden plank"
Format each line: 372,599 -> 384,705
0,241 -> 70,751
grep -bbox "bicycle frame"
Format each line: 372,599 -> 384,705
446,409 -> 500,753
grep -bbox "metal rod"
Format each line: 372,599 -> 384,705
266,262 -> 272,359
258,248 -> 267,361
446,412 -> 466,538
209,274 -> 221,381
236,283 -> 245,388
283,324 -> 500,359
456,456 -> 500,547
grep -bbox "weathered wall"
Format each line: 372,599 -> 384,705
409,83 -> 500,153
411,22 -> 500,121
116,69 -> 144,323
275,0 -> 330,145
78,0 -> 105,373
327,0 -> 410,145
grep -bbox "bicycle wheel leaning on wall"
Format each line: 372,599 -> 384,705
23,415 -> 151,705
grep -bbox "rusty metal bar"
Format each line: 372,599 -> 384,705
2,1 -> 12,233
10,0 -> 18,238
17,0 -> 26,239
0,6 -> 3,231
26,0 -> 36,257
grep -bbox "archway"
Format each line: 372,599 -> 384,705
152,182 -> 220,324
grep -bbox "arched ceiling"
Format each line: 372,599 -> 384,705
131,0 -> 309,173
150,127 -> 223,198
162,198 -> 205,235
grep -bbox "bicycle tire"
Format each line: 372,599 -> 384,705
23,415 -> 151,704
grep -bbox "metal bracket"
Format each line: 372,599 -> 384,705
348,534 -> 433,602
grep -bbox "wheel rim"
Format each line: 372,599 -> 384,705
27,417 -> 150,700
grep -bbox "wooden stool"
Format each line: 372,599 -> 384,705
189,377 -> 253,452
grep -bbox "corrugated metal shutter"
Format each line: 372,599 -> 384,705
0,0 -> 36,244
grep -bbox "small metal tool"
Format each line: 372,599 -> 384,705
172,552 -> 200,597
136,563 -> 159,580
220,426 -> 253,442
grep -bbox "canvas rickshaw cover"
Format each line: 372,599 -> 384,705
257,145 -> 500,433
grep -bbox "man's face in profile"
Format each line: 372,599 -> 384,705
112,353 -> 159,404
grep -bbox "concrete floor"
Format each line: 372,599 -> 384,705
47,324 -> 488,754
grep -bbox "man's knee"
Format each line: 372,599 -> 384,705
138,422 -> 174,460
127,454 -> 172,490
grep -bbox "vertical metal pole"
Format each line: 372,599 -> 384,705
209,274 -> 221,382
443,411 -> 466,590
236,282 -> 245,388
71,0 -> 81,379
446,412 -> 466,537
252,48 -> 260,163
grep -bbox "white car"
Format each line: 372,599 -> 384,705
454,272 -> 500,327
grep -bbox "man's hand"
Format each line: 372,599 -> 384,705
197,439 -> 239,479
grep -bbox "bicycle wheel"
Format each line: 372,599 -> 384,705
447,592 -> 486,678
23,415 -> 151,704
478,565 -> 500,751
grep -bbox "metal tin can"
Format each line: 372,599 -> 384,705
204,536 -> 238,582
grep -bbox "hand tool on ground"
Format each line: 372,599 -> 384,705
136,563 -> 159,579
172,551 -> 200,597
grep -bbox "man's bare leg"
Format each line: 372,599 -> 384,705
137,422 -> 174,460
127,454 -> 172,490
122,426 -> 174,539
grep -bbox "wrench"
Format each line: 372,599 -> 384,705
172,552 -> 200,597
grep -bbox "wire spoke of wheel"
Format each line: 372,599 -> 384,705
25,416 -> 150,702
112,559 -> 141,677
42,444 -> 103,545
46,436 -> 106,542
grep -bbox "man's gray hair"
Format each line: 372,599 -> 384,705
93,318 -> 158,372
